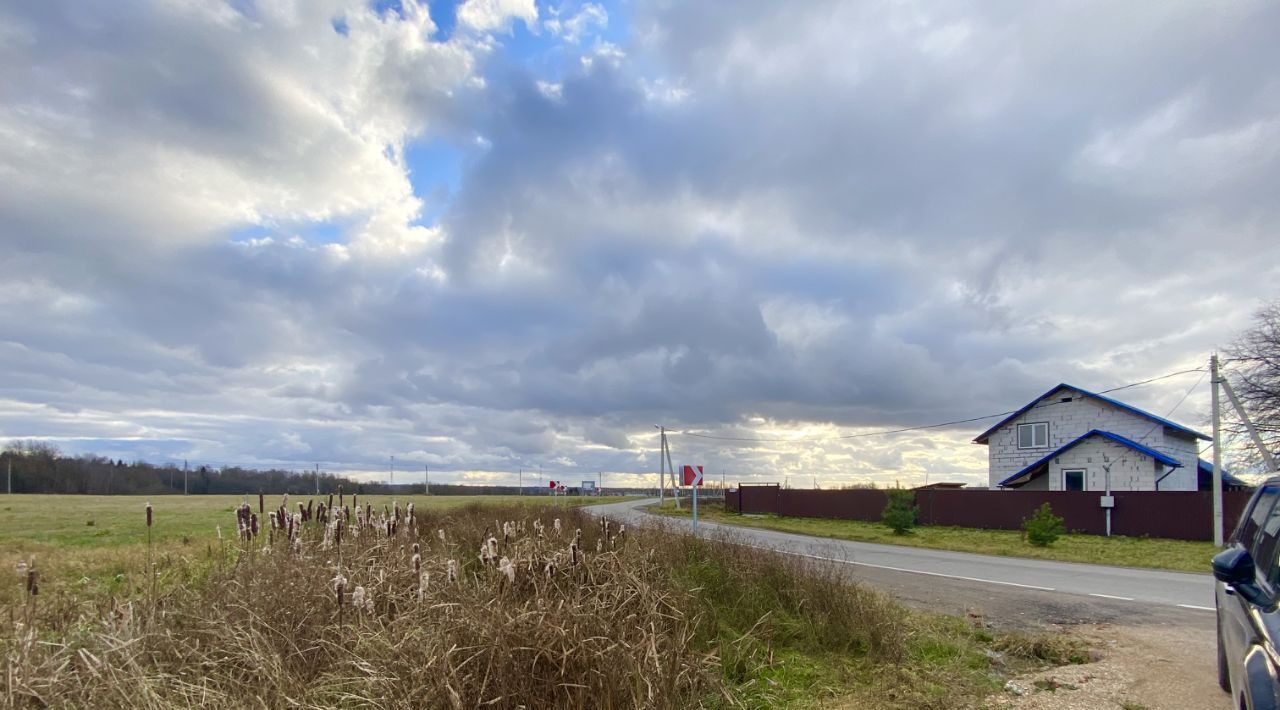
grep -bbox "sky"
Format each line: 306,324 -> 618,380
1,0 -> 1278,488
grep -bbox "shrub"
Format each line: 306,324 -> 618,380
1022,503 -> 1066,547
882,489 -> 918,535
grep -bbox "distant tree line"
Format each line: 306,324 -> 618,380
0,442 -> 650,496
0,442 -> 363,495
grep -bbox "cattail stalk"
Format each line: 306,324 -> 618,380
24,566 -> 38,626
335,574 -> 346,629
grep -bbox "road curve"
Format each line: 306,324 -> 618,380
589,497 -> 1217,628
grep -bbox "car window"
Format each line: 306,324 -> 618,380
1238,485 -> 1280,549
1251,495 -> 1280,589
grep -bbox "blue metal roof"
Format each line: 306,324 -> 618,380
997,429 -> 1183,488
1197,459 -> 1249,488
974,383 -> 1210,444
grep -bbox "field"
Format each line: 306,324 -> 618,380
0,494 -> 621,548
649,499 -> 1217,574
0,494 -> 627,606
2,495 -> 1083,707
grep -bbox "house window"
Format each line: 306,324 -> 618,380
1017,422 -> 1049,449
1063,469 -> 1085,491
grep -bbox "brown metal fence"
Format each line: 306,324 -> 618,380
724,486 -> 1255,542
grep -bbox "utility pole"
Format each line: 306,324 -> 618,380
1212,354 -> 1225,547
664,430 -> 680,509
389,455 -> 394,488
597,470 -> 602,496
183,459 -> 188,495
656,426 -> 666,503
425,464 -> 430,495
1221,377 -> 1278,472
1103,462 -> 1113,537
315,463 -> 320,495
7,457 -> 11,495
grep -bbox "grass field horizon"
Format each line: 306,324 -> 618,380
0,494 -> 636,609
0,493 -> 628,549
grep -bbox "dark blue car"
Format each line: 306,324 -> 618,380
1214,478 -> 1280,709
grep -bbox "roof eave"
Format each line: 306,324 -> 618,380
974,383 -> 1074,444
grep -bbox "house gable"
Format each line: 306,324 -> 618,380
973,383 -> 1209,444
979,384 -> 1205,489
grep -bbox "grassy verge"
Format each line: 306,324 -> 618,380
1,501 -> 1083,708
649,500 -> 1216,574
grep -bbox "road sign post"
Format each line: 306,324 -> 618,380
682,465 -> 704,532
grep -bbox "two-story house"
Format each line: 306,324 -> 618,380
974,383 -> 1235,491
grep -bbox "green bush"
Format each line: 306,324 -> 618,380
882,489 -> 918,535
1022,503 -> 1066,547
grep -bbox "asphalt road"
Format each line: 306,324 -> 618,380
591,497 -> 1217,630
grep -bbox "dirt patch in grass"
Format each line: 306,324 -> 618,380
986,624 -> 1229,710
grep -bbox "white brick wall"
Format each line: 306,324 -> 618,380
1155,433 -> 1202,491
1048,438 -> 1156,491
983,386 -> 1202,490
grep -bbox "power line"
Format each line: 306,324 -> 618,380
672,367 -> 1207,443
1095,368 -> 1208,491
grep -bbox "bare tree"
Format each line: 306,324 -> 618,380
1224,300 -> 1280,473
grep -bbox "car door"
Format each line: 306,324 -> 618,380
1222,485 -> 1280,695
1218,486 -> 1280,701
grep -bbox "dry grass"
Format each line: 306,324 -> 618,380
2,500 -> 1080,708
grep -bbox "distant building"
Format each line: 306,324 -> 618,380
973,383 -> 1247,491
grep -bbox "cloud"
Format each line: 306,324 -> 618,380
1,0 -> 1278,487
456,0 -> 538,34
545,3 -> 608,44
